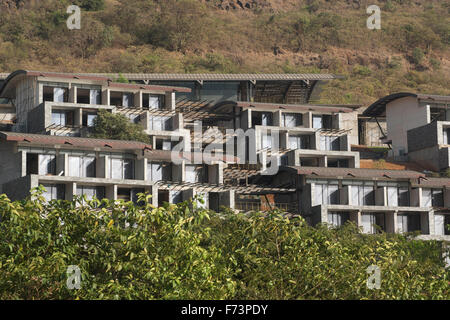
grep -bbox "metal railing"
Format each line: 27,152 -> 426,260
235,201 -> 298,213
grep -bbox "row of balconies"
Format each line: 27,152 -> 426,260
24,152 -> 224,186
41,84 -> 175,110
309,182 -> 450,209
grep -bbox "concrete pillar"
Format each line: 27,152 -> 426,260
392,211 -> 398,233
274,110 -> 282,127
20,151 -> 27,177
174,113 -> 183,130
56,153 -> 68,176
386,211 -> 396,233
106,185 -> 117,200
165,92 -> 176,111
208,163 -> 223,185
65,182 -> 76,201
375,187 -> 386,206
134,91 -> 142,109
424,210 -> 433,235
340,185 -> 349,205
97,155 -> 109,178
281,132 -> 288,149
69,86 -> 77,104
151,185 -> 158,207
411,188 -> 421,207
241,109 -> 251,130
102,89 -> 110,106
136,158 -> 147,181
220,190 -> 235,210
444,188 -> 450,208
306,112 -> 313,128
75,108 -> 82,127
174,162 -> 185,182
320,206 -> 328,224
319,156 -> 327,167
350,211 -> 361,227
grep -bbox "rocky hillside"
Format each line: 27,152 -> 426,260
0,0 -> 448,106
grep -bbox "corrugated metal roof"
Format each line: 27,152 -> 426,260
0,132 -> 152,151
1,72 -> 339,81
363,92 -> 450,117
76,73 -> 339,81
286,166 -> 425,179
414,177 -> 450,188
0,70 -> 191,98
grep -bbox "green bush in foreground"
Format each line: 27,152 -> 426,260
0,187 -> 448,300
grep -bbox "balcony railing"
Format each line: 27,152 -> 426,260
235,201 -> 298,213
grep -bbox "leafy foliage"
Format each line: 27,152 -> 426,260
89,110 -> 150,144
0,188 -> 448,300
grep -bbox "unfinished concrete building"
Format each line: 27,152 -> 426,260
0,71 -> 449,240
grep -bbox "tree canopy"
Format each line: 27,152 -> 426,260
89,110 -> 150,144
0,187 -> 448,300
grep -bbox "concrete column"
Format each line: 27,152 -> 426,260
75,108 -> 82,127
411,188 -> 421,207
165,92 -> 176,111
392,211 -> 398,233
320,206 -> 328,224
136,158 -> 147,181
428,210 -> 435,235
281,132 -> 288,149
220,190 -> 235,210
444,188 -> 450,208
350,211 -> 361,227
174,113 -> 183,130
340,185 -> 349,205
106,185 -> 117,201
241,109 -> 251,130
134,91 -> 142,109
306,112 -> 313,128
65,182 -> 76,201
102,89 -> 110,106
69,86 -> 77,104
386,211 -> 396,233
274,110 -> 282,127
375,187 -> 386,206
97,155 -> 109,178
174,162 -> 185,182
151,185 -> 158,207
319,156 -> 327,167
208,163 -> 223,185
20,151 -> 27,177
56,153 -> 68,176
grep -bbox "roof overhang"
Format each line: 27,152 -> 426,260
363,92 -> 450,117
0,70 -> 191,99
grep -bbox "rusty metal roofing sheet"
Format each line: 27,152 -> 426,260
0,132 -> 152,151
287,166 -> 425,179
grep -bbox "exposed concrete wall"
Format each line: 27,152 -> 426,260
2,175 -> 36,201
27,103 -> 46,133
407,121 -> 438,152
0,142 -> 25,191
386,96 -> 429,156
15,77 -> 39,131
408,146 -> 441,171
339,112 -> 359,146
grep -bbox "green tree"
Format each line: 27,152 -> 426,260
0,189 -> 448,300
89,110 -> 150,144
